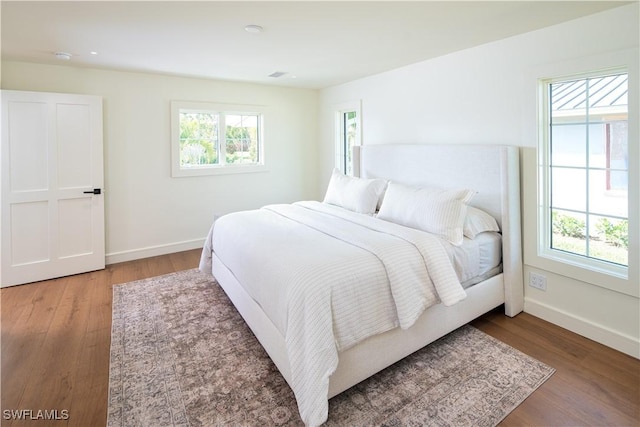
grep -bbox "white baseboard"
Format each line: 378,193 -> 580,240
524,298 -> 640,359
106,238 -> 205,265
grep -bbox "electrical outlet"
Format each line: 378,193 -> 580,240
529,272 -> 547,291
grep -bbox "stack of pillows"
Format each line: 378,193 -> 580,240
323,169 -> 499,246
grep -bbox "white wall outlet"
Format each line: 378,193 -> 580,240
529,272 -> 547,291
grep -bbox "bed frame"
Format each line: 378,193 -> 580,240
210,143 -> 523,400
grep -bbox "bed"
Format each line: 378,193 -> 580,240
199,143 -> 523,426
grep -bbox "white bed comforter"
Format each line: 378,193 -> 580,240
199,201 -> 466,426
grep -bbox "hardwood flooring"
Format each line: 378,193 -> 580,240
1,249 -> 638,426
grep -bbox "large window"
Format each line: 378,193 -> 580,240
171,101 -> 265,177
539,71 -> 628,276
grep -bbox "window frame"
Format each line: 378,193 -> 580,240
171,101 -> 266,177
538,68 -> 630,280
333,100 -> 361,176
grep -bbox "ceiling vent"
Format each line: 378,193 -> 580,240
244,25 -> 263,33
54,52 -> 72,60
268,71 -> 287,78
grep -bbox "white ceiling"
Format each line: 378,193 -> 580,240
1,1 -> 630,89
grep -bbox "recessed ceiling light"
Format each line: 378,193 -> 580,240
54,52 -> 72,60
244,24 -> 263,33
90,51 -> 98,55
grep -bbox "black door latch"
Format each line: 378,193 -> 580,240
83,188 -> 102,195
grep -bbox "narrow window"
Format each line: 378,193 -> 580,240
342,111 -> 358,175
334,101 -> 361,175
540,71 -> 628,274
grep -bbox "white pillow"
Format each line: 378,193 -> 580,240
464,206 -> 500,239
323,169 -> 387,214
377,182 -> 475,245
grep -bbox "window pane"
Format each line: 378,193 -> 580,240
551,210 -> 586,256
588,74 -> 628,112
225,114 -> 259,165
608,169 -> 628,193
588,123 -> 607,168
551,79 -> 587,118
589,170 -> 627,217
343,111 -> 357,176
551,167 -> 586,211
551,124 -> 586,167
179,111 -> 219,167
590,214 -> 628,265
607,121 -> 629,175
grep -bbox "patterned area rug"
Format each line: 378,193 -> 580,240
108,269 -> 554,426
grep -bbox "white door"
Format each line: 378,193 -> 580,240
1,90 -> 104,287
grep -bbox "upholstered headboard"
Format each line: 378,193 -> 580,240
353,143 -> 523,316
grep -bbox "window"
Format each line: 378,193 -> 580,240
171,101 -> 265,177
341,111 -> 358,175
539,71 -> 628,277
334,101 -> 361,176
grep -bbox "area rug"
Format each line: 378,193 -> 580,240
108,269 -> 554,427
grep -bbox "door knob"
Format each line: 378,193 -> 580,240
83,188 -> 102,195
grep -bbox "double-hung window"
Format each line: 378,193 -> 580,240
539,70 -> 629,277
171,101 -> 265,177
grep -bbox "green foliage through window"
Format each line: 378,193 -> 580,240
551,211 -> 628,265
179,111 -> 261,168
179,112 -> 218,167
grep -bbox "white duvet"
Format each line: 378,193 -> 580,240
200,201 -> 466,426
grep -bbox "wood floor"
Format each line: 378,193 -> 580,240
2,249 -> 638,426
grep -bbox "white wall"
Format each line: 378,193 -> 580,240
318,3 -> 639,357
1,62 -> 320,263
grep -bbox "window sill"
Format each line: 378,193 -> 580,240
171,164 -> 268,178
525,249 -> 637,298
